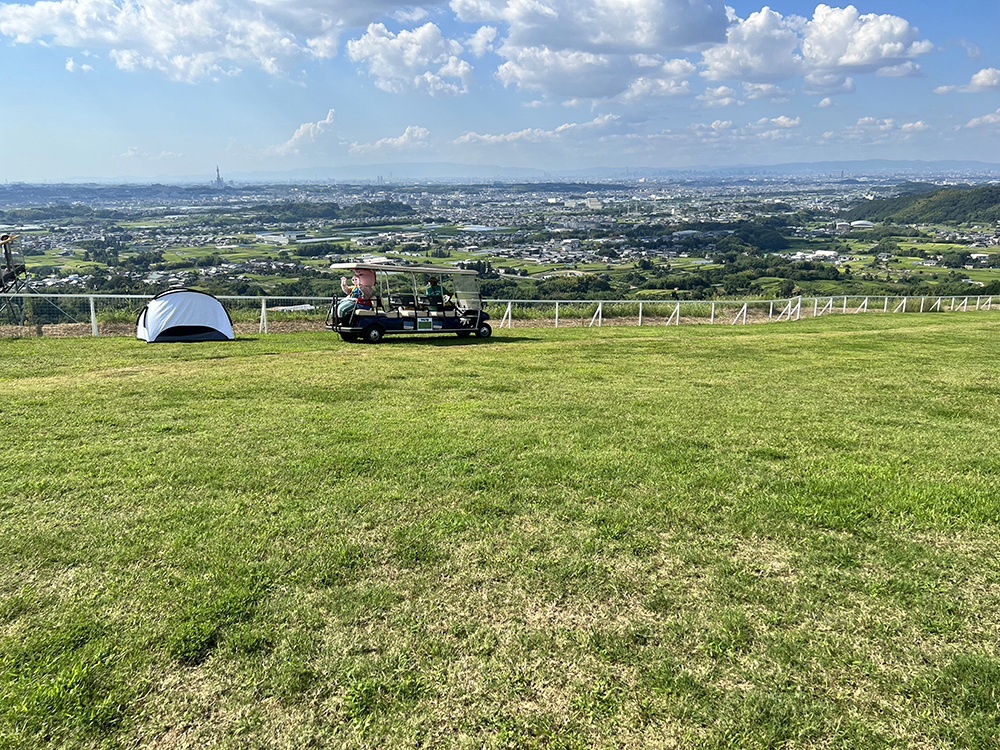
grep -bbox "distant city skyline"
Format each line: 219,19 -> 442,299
1,0 -> 999,182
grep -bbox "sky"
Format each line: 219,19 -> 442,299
1,0 -> 999,181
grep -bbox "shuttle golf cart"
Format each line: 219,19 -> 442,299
325,263 -> 492,343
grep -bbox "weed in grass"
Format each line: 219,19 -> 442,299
2,645 -> 133,744
919,652 -> 1000,719
340,657 -> 425,724
168,584 -> 266,665
391,523 -> 444,566
702,609 -> 756,659
571,676 -> 625,719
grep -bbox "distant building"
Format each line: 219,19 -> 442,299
850,220 -> 875,229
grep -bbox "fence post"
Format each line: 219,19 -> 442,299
710,302 -> 716,325
590,302 -> 603,327
814,298 -> 818,317
920,297 -> 925,313
796,296 -> 802,321
732,303 -> 747,325
843,296 -> 847,314
259,298 -> 268,333
555,301 -> 559,328
89,296 -> 99,337
884,296 -> 889,313
638,301 -> 643,327
769,301 -> 773,322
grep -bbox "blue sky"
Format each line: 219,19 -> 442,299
1,0 -> 998,181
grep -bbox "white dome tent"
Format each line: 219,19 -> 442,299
136,288 -> 234,343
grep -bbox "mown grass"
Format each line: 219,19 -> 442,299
2,315 -> 1000,748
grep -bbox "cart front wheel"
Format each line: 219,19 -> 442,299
363,325 -> 385,344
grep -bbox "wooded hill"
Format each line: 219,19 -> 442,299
843,185 -> 1000,225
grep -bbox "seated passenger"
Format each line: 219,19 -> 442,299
338,268 -> 375,321
425,276 -> 445,311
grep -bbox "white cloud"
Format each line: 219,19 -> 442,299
966,109 -> 1000,129
391,7 -> 430,24
452,0 -> 728,53
820,115 -> 931,144
701,7 -> 803,82
801,5 -> 932,69
466,25 -> 497,57
349,125 -> 430,155
742,82 -> 793,102
701,4 -> 931,92
959,39 -> 981,62
643,113 -> 802,148
65,56 -> 92,72
347,22 -> 474,96
616,76 -> 690,102
802,71 -> 855,96
454,113 -> 620,145
935,68 -> 1000,94
265,109 -> 337,156
468,0 -> 726,100
876,61 -> 920,77
697,85 -> 742,108
0,0 -> 405,81
497,44 -> 698,101
815,96 -> 834,108
496,46 -> 616,98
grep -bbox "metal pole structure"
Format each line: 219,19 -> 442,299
796,296 -> 802,321
769,300 -> 773,322
638,301 -> 643,327
259,298 -> 268,333
843,296 -> 847,314
884,296 -> 889,313
710,302 -> 716,325
555,301 -> 559,328
920,297 -> 925,313
89,296 -> 99,337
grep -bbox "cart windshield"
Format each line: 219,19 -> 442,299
452,273 -> 482,311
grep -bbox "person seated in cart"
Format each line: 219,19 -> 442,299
425,276 -> 448,311
338,268 -> 375,322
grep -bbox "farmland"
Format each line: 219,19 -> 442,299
1,316 -> 999,748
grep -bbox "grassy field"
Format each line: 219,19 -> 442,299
2,317 -> 999,748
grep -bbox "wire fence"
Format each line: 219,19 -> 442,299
0,291 -> 996,337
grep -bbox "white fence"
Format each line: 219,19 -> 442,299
0,292 -> 996,336
485,295 -> 998,328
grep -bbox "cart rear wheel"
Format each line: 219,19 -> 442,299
474,323 -> 492,338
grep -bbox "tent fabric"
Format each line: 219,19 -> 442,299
136,288 -> 234,343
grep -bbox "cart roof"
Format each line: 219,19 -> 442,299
329,262 -> 479,276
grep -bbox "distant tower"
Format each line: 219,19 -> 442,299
215,165 -> 225,189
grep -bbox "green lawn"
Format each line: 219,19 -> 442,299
2,317 -> 999,748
